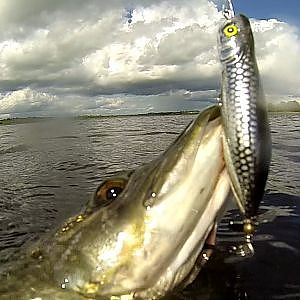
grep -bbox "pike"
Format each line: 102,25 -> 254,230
0,106 -> 231,299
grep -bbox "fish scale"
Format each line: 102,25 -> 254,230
218,14 -> 271,218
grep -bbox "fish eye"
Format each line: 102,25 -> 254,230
85,173 -> 132,214
95,178 -> 127,203
223,24 -> 239,37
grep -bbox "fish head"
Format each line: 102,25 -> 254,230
218,14 -> 254,64
41,106 -> 231,298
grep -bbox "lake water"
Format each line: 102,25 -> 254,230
0,112 -> 299,299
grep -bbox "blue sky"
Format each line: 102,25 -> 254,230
0,0 -> 299,118
236,0 -> 300,26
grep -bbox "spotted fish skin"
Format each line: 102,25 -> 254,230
218,14 -> 271,218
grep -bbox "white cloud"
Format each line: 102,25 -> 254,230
0,88 -> 57,113
99,99 -> 125,109
0,0 -> 299,117
0,88 -> 127,118
252,19 -> 300,96
0,87 -> 218,119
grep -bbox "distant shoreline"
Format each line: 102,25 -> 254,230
0,110 -> 299,126
0,110 -> 198,125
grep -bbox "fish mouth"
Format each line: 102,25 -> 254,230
114,106 -> 231,298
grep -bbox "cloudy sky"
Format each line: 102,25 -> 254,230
0,0 -> 299,118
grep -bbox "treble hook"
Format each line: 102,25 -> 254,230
222,0 -> 235,20
228,218 -> 256,257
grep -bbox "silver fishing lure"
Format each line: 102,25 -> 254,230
218,12 -> 271,241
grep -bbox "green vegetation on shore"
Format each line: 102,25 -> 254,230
0,117 -> 48,125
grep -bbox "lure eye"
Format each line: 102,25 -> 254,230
223,24 -> 239,37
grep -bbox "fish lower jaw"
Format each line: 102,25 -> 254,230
133,169 -> 231,299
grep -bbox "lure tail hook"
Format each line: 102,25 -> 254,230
228,218 -> 256,257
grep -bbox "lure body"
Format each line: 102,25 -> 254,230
218,14 -> 271,218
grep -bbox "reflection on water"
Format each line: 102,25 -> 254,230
0,112 -> 299,299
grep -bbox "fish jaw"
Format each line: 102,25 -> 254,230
134,169 -> 230,299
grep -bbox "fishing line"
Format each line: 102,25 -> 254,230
222,0 -> 235,19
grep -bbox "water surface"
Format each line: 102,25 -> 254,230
0,112 -> 299,299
